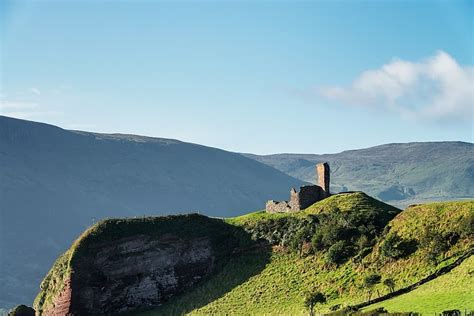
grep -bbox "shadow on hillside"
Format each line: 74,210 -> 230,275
137,225 -> 272,316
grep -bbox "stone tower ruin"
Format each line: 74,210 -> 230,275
317,162 -> 330,197
266,162 -> 331,213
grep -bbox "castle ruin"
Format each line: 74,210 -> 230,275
266,162 -> 330,213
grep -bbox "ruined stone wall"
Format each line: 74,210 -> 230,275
265,162 -> 331,213
265,200 -> 292,213
289,188 -> 300,211
267,185 -> 325,213
292,185 -> 325,210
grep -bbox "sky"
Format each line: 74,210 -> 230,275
0,0 -> 473,154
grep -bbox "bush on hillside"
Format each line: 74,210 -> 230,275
326,240 -> 355,264
457,212 -> 474,238
383,278 -> 396,293
356,234 -> 372,249
419,225 -> 449,263
242,196 -> 397,262
289,226 -> 313,256
310,207 -> 385,258
304,290 -> 326,316
381,233 -> 418,259
364,273 -> 381,301
445,231 -> 460,247
311,230 -> 325,251
8,305 -> 35,316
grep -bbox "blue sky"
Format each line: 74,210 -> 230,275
0,0 -> 472,154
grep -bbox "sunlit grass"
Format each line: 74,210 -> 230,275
365,256 -> 474,314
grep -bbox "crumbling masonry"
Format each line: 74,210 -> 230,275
266,162 -> 330,213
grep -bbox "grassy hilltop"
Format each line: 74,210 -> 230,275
35,193 -> 473,315
138,194 -> 473,315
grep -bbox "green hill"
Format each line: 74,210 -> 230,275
34,194 -> 474,315
137,196 -> 473,315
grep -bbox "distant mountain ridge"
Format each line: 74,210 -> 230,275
244,141 -> 474,207
0,115 -> 304,309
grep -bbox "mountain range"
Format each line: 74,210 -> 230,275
245,141 -> 474,207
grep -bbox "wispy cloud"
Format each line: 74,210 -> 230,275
317,51 -> 474,122
30,87 -> 41,95
0,100 -> 38,111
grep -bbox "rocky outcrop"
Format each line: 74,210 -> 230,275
47,278 -> 72,316
34,214 -> 244,316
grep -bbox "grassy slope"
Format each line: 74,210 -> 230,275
227,191 -> 400,225
137,197 -> 473,315
364,201 -> 473,290
365,256 -> 474,314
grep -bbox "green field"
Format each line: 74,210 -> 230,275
365,256 -> 474,314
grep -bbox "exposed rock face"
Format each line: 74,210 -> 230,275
35,215 -> 242,316
42,235 -> 214,315
47,278 -> 72,316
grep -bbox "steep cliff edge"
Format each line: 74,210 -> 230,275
33,214 -> 250,315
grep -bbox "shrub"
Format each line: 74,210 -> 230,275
381,233 -> 417,259
364,273 -> 381,301
356,234 -> 371,249
364,274 -> 381,286
441,310 -> 461,316
8,305 -> 35,316
457,212 -> 474,238
326,240 -> 354,264
353,246 -> 373,263
420,225 -> 449,263
311,230 -> 324,251
304,290 -> 326,316
383,278 -> 395,293
289,226 -> 313,256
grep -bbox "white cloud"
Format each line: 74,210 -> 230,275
30,87 -> 41,95
317,51 -> 474,122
